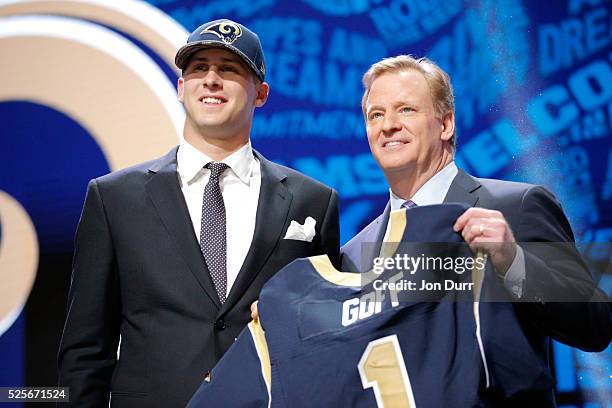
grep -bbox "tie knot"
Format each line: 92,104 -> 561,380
206,162 -> 229,178
402,200 -> 417,209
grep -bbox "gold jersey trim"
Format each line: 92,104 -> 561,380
248,319 -> 272,400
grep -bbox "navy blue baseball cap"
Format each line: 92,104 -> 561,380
175,19 -> 266,82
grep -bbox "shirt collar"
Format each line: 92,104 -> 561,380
389,161 -> 459,211
177,140 -> 256,185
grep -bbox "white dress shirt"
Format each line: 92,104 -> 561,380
382,161 -> 526,298
177,140 -> 261,297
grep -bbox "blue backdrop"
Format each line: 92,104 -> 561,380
0,0 -> 610,406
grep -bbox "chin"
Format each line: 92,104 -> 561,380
382,156 -> 419,174
196,118 -> 228,128
377,155 -> 414,171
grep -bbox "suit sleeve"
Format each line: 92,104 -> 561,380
58,179 -> 121,406
318,188 -> 341,269
516,185 -> 611,351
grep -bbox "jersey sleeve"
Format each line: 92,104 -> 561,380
186,320 -> 271,408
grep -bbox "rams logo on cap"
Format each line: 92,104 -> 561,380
201,21 -> 242,44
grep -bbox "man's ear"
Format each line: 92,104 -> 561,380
440,110 -> 455,142
254,81 -> 269,108
177,77 -> 185,102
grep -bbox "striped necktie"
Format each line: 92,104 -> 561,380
402,200 -> 418,209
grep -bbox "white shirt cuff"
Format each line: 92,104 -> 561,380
502,245 -> 526,299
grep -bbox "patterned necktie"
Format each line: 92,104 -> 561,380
200,162 -> 230,304
402,200 -> 418,209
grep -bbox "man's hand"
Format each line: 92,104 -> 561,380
454,207 -> 517,275
250,301 -> 259,321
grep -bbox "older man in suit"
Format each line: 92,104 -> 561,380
58,19 -> 339,407
341,55 -> 610,406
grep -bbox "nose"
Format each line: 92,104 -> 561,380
203,68 -> 222,89
382,112 -> 401,134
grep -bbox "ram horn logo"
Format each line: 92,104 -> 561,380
202,21 -> 242,44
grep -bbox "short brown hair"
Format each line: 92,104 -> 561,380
362,55 -> 456,150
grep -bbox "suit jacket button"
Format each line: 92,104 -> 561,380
214,319 -> 226,331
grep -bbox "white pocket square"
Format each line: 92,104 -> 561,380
283,216 -> 316,242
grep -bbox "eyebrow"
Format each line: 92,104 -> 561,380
367,100 -> 417,113
365,104 -> 386,115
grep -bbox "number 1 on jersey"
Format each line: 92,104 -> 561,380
358,335 -> 416,408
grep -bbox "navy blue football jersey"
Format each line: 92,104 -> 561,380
188,204 -> 490,407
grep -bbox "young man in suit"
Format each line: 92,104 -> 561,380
58,19 -> 339,407
341,55 -> 610,406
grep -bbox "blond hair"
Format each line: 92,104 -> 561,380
361,55 -> 456,150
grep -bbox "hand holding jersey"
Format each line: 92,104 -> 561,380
453,207 -> 517,276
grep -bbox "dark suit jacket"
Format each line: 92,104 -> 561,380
58,147 -> 340,407
341,169 -> 610,407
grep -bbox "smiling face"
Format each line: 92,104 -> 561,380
365,69 -> 453,178
177,48 -> 268,150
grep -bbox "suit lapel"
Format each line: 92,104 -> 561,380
443,169 -> 481,207
145,147 -> 222,310
221,151 -> 292,314
359,202 -> 391,272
